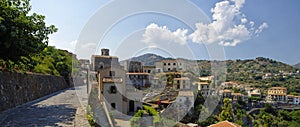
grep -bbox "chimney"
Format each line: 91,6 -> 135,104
101,49 -> 109,56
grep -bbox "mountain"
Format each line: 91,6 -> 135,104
294,62 -> 300,69
121,53 -> 166,66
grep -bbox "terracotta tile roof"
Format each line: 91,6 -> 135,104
174,77 -> 190,80
268,93 -> 287,95
232,93 -> 244,96
223,89 -> 232,93
268,87 -> 287,90
209,121 -> 241,127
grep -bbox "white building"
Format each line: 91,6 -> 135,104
155,59 -> 190,73
287,95 -> 300,105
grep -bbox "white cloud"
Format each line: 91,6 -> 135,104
255,22 -> 268,34
190,0 -> 268,46
241,18 -> 247,24
142,0 -> 268,47
142,23 -> 188,46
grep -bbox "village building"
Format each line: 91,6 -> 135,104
221,82 -> 239,89
123,60 -> 143,73
126,72 -> 151,90
155,59 -> 189,73
247,88 -> 262,97
222,89 -> 232,98
287,95 -> 300,105
199,76 -> 214,82
142,65 -> 155,74
173,77 -> 191,90
91,48 -> 120,71
232,93 -> 246,102
266,87 -> 287,103
194,82 -> 210,97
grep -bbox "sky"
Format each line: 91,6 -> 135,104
30,0 -> 300,65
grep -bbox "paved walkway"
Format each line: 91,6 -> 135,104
0,85 -> 89,127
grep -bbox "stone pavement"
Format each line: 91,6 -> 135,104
0,85 -> 89,127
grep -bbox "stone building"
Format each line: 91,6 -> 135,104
173,77 -> 191,90
126,72 -> 151,90
97,66 -> 127,114
123,60 -> 142,73
142,66 -> 155,74
91,49 -> 120,71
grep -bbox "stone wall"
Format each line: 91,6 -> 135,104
0,72 -> 70,112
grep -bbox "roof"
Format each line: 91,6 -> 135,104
174,77 -> 190,80
268,87 -> 287,90
199,76 -> 214,81
223,89 -> 232,93
232,93 -> 244,96
126,72 -> 149,75
209,121 -> 241,127
160,100 -> 170,104
92,55 -> 119,59
178,91 -> 194,97
268,93 -> 287,95
159,59 -> 178,63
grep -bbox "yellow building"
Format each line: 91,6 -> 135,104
266,87 -> 287,103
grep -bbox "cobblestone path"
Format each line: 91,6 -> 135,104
0,85 -> 88,127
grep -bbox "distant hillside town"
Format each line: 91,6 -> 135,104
77,48 -> 300,127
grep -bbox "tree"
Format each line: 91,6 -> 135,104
0,0 -> 57,62
219,98 -> 233,121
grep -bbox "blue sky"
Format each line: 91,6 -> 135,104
30,0 -> 300,65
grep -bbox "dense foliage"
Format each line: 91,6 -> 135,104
253,104 -> 300,127
0,0 -> 57,62
0,0 -> 74,83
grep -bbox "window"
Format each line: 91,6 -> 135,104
183,80 -> 186,83
110,86 -> 117,94
168,63 -> 171,66
148,70 -> 151,73
183,85 -> 185,89
111,103 -> 116,109
173,63 -> 176,66
164,63 -> 166,66
109,71 -> 115,77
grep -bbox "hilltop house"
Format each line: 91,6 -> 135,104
266,87 -> 287,103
